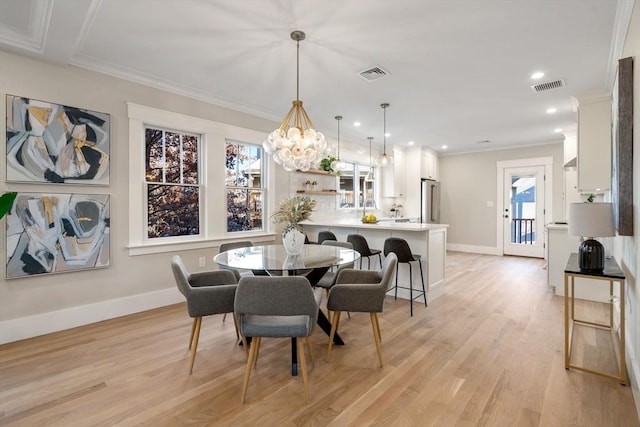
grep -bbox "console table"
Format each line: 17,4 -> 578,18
564,253 -> 626,384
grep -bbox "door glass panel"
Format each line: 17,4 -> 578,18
509,174 -> 536,245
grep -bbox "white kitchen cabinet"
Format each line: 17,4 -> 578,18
382,147 -> 406,197
421,151 -> 439,180
563,131 -> 577,165
575,94 -> 611,193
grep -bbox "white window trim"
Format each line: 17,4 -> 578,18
127,103 -> 276,256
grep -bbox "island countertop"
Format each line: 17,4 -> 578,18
299,219 -> 448,232
301,218 -> 448,302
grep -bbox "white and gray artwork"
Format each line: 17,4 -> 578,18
6,95 -> 110,185
5,193 -> 110,278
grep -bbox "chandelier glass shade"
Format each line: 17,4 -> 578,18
376,102 -> 393,167
330,115 -> 349,171
263,31 -> 327,172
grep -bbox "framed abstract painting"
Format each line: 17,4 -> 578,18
5,193 -> 110,278
612,57 -> 633,236
6,95 -> 110,185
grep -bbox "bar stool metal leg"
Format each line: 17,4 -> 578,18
419,261 -> 427,307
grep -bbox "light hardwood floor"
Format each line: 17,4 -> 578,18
1,252 -> 638,426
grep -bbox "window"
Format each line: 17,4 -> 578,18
128,103 -> 275,255
145,127 -> 201,238
338,162 -> 376,209
225,141 -> 264,232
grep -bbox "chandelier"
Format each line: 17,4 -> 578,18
376,103 -> 393,167
263,31 -> 327,172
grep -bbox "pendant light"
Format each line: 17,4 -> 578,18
330,115 -> 349,171
365,136 -> 375,182
376,103 -> 393,167
263,31 -> 327,172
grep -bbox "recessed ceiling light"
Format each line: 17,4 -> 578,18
407,141 -> 414,146
441,145 -> 448,150
546,107 -> 557,114
354,122 -> 361,127
531,71 -> 545,80
384,132 -> 390,137
554,128 -> 562,133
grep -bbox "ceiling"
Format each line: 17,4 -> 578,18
0,0 -> 629,154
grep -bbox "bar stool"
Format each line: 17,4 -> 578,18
383,237 -> 427,316
317,230 -> 337,244
347,234 -> 382,270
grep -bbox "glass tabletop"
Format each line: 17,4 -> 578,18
213,244 -> 360,271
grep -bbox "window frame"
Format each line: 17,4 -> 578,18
337,161 -> 378,210
225,139 -> 266,233
145,126 -> 203,240
127,103 -> 276,255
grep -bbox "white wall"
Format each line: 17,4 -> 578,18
0,50 -> 282,342
612,0 -> 640,415
439,143 -> 564,252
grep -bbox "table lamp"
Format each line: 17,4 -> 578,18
568,202 -> 615,272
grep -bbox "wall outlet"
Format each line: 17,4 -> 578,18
199,256 -> 206,267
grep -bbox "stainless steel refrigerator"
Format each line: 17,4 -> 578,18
420,178 -> 440,223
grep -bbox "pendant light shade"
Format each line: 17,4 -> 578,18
330,115 -> 349,171
376,103 -> 393,167
263,31 -> 328,171
365,136 -> 375,182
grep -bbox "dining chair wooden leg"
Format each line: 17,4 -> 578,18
222,313 -> 227,322
188,318 -> 197,350
241,336 -> 259,404
326,311 -> 342,361
240,335 -> 249,358
189,317 -> 202,375
297,337 -> 310,403
232,312 -> 240,340
253,336 -> 261,367
305,337 -> 315,368
370,312 -> 383,367
372,310 -> 382,342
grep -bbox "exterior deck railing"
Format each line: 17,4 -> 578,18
512,218 -> 535,244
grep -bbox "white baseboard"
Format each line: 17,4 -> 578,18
447,243 -> 500,255
0,288 -> 183,345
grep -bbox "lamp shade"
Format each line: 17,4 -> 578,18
568,202 -> 615,238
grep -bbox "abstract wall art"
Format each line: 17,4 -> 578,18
5,193 -> 110,278
6,95 -> 110,185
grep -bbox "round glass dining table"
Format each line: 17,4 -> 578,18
214,243 -> 360,376
213,243 -> 360,274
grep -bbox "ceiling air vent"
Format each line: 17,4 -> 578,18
358,66 -> 390,82
530,78 -> 566,93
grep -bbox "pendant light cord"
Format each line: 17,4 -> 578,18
381,103 -> 390,156
296,39 -> 300,102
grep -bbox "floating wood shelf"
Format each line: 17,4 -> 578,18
296,190 -> 338,195
295,169 -> 336,176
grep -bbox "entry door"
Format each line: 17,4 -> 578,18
503,166 -> 545,258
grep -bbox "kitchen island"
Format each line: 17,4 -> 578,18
301,219 -> 448,301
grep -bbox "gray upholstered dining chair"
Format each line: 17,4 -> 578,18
235,276 -> 322,404
315,240 -> 355,291
171,255 -> 238,374
326,253 -> 397,367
